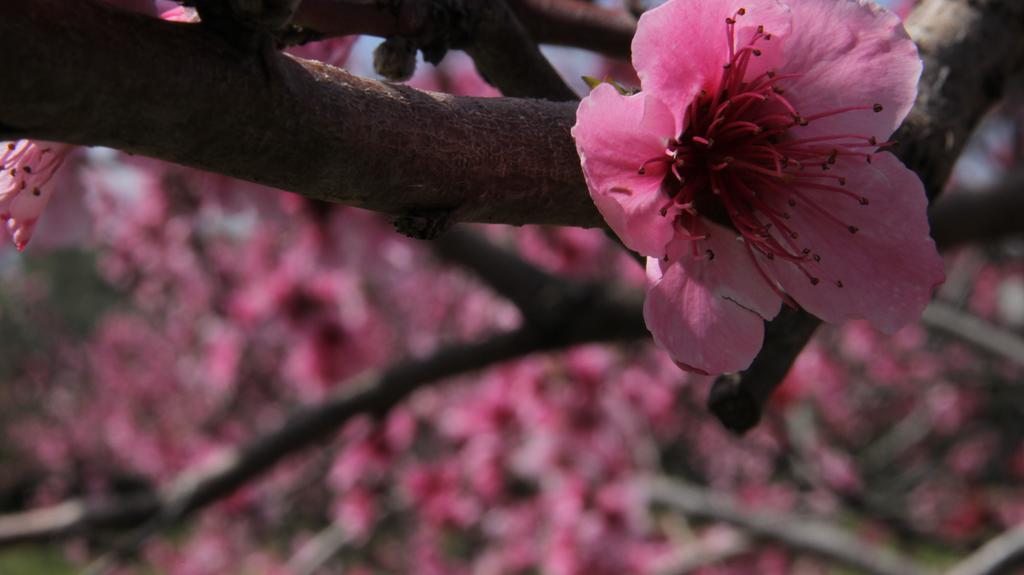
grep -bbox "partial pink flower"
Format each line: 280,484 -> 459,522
0,140 -> 74,251
573,0 -> 944,374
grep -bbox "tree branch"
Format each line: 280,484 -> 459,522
645,476 -> 934,575
921,301 -> 1024,366
0,0 -> 599,227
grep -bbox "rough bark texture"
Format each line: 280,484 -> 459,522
0,0 -> 597,227
896,0 -> 1024,199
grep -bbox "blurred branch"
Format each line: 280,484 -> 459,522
286,519 -> 354,575
945,524 -> 1024,575
930,171 -> 1024,250
0,257 -> 646,548
652,530 -> 753,575
645,476 -> 934,575
431,227 -> 595,329
921,301 -> 1024,366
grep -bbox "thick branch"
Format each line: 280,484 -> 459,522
896,0 -> 1024,200
646,476 -> 933,575
3,0 -> 1022,230
0,0 -> 599,227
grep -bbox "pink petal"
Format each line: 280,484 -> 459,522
643,223 -> 782,374
776,0 -> 920,141
661,221 -> 784,321
644,256 -> 769,375
764,152 -> 944,332
573,83 -> 678,256
632,0 -> 792,115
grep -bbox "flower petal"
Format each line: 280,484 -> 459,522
632,0 -> 792,112
644,223 -> 782,374
776,0 -> 920,141
644,256 -> 769,375
764,152 -> 944,332
573,84 -> 678,256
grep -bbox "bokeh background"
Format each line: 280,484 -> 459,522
4,0 -> 1024,573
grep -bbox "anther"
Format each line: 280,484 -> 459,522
801,248 -> 811,255
847,225 -> 859,234
788,198 -> 797,207
872,103 -> 884,113
838,177 -> 847,186
23,166 -> 31,174
812,254 -> 821,262
858,197 -> 869,205
6,143 -> 13,151
869,136 -> 878,145
32,187 -> 41,197
737,8 -> 746,15
866,155 -> 873,164
810,277 -> 820,285
766,70 -> 776,78
753,49 -> 762,56
726,17 -> 736,24
828,149 -> 838,164
835,280 -> 844,288
706,249 -> 715,260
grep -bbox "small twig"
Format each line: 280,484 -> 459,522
707,308 -> 821,434
295,0 -> 578,100
463,0 -> 578,100
945,524 -> 1024,575
645,476 -> 934,575
294,0 -> 636,59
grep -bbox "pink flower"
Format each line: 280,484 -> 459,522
0,140 -> 74,251
572,0 -> 944,374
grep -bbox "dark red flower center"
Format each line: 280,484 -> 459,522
639,9 -> 892,296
